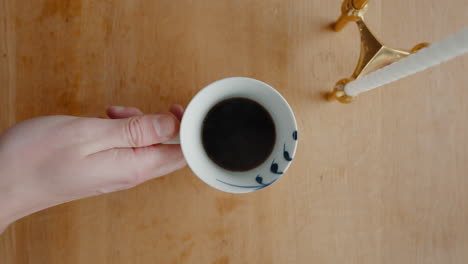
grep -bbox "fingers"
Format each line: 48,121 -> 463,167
86,144 -> 187,192
107,106 -> 143,119
83,105 -> 184,153
101,113 -> 180,151
106,105 -> 183,120
127,144 -> 186,182
170,104 -> 184,120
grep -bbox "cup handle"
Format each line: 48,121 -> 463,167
162,134 -> 180,144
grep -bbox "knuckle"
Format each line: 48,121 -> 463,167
124,117 -> 144,147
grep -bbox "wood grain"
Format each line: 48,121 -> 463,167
1,0 -> 468,263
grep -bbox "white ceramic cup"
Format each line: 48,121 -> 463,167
166,77 -> 298,193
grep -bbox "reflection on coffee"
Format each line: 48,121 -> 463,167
202,97 -> 276,172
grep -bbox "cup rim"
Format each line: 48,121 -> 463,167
180,77 -> 298,193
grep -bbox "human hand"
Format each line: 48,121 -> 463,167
0,105 -> 186,232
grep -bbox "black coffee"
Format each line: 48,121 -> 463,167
202,97 -> 276,172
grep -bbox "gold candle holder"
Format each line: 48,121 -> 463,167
328,0 -> 429,103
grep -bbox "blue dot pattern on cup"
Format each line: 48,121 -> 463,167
283,144 -> 293,161
216,130 -> 298,191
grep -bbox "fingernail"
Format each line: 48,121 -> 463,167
113,106 -> 125,112
154,115 -> 176,137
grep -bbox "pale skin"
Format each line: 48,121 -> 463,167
0,105 -> 187,233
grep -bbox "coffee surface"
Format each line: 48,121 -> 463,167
202,97 -> 276,171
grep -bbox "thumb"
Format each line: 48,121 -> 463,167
91,113 -> 180,151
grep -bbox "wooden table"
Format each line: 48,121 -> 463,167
1,0 -> 468,263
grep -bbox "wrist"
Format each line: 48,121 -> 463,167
0,220 -> 8,234
0,151 -> 17,232
0,177 -> 39,231
0,184 -> 15,233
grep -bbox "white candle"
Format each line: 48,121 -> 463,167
344,28 -> 468,97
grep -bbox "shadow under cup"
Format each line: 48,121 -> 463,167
180,77 -> 298,193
